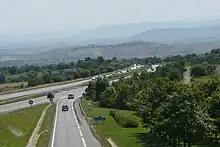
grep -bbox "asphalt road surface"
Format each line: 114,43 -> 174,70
0,87 -> 86,113
74,98 -> 101,147
51,89 -> 101,147
0,86 -> 101,147
0,79 -> 90,101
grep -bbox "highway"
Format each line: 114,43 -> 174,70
0,86 -> 100,147
0,78 -> 124,146
51,93 -> 101,147
0,79 -> 90,101
0,87 -> 86,113
0,78 -> 125,113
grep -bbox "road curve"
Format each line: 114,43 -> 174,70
0,79 -> 90,101
51,89 -> 101,147
0,87 -> 86,113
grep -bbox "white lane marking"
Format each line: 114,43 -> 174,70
82,138 -> 87,147
79,130 -> 83,137
51,96 -> 66,147
77,123 -> 80,129
71,100 -> 87,147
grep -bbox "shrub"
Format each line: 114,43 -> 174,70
109,110 -> 139,128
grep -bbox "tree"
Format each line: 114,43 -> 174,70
159,85 -> 214,146
42,71 -> 52,84
209,91 -> 220,142
95,77 -> 109,101
99,87 -> 116,107
191,64 -> 216,77
0,73 -> 5,84
8,66 -> 17,74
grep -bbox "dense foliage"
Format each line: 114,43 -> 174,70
84,60 -> 220,146
1,48 -> 220,86
109,110 -> 139,128
0,57 -> 134,86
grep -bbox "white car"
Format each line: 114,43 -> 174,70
68,93 -> 74,99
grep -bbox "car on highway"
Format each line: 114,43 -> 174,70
62,105 -> 68,111
68,93 -> 75,99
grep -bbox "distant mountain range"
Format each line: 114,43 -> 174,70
2,19 -> 220,50
132,25 -> 220,43
1,40 -> 220,67
1,19 -> 220,66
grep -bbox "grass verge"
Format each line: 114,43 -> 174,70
193,75 -> 218,84
36,104 -> 56,147
0,104 -> 47,147
82,99 -> 148,147
0,94 -> 43,106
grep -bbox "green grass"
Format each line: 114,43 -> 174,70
193,75 -> 215,83
0,94 -> 43,106
36,104 -> 56,147
82,99 -> 220,147
82,99 -> 148,147
0,104 -> 47,147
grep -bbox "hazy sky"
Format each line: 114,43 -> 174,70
1,0 -> 220,36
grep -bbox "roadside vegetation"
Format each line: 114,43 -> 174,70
36,104 -> 56,147
0,104 -> 47,147
82,48 -> 220,147
82,99 -> 147,147
0,56 -> 136,92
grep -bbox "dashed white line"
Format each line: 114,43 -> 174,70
79,130 -> 83,137
77,123 -> 80,129
82,138 -> 87,147
71,101 -> 87,147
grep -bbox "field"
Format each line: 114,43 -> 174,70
194,76 -> 213,83
0,82 -> 28,93
36,104 -> 56,147
82,99 -> 149,147
0,104 -> 47,147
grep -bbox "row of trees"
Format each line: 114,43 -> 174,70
0,57 -> 134,86
2,47 -> 220,85
84,63 -> 220,146
191,63 -> 217,77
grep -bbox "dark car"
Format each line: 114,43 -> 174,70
62,105 -> 68,111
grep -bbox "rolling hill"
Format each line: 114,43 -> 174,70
0,41 -> 219,67
132,25 -> 220,43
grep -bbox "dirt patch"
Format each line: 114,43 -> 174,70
8,126 -> 24,136
0,82 -> 28,93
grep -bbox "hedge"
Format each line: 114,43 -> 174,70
109,110 -> 139,128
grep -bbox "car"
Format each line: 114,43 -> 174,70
68,93 -> 74,99
62,105 -> 68,111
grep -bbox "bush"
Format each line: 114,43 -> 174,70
109,110 -> 139,128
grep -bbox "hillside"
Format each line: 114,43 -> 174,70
1,19 -> 220,51
0,41 -> 218,67
133,25 -> 220,43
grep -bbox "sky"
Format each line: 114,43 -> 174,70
1,0 -> 220,36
